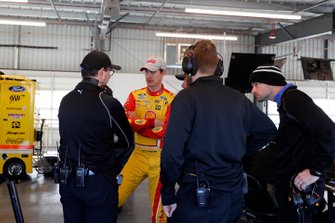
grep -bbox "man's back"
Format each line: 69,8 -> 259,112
163,75 -> 276,190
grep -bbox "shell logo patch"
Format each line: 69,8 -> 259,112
152,126 -> 163,133
135,119 -> 146,125
144,111 -> 156,119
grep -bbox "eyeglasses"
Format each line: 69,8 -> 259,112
104,67 -> 115,76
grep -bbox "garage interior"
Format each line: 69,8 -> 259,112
0,0 -> 335,222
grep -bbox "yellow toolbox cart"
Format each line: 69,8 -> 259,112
0,74 -> 36,179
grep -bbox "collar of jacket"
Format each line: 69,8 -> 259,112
278,85 -> 298,111
82,77 -> 99,85
76,80 -> 102,92
192,75 -> 223,86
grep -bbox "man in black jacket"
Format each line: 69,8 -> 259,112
58,51 -> 134,223
160,40 -> 277,223
250,65 -> 335,223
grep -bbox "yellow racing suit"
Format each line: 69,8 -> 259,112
118,85 -> 174,223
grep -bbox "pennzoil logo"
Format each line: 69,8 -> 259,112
6,137 -> 24,144
9,94 -> 25,103
7,131 -> 25,135
134,119 -> 146,125
8,114 -> 25,119
12,121 -> 21,128
9,86 -> 26,92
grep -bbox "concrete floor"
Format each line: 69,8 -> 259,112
0,171 -> 151,223
1,169 -> 334,223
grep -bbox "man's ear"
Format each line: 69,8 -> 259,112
161,69 -> 167,76
96,67 -> 104,78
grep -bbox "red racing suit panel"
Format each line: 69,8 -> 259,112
124,86 -> 174,147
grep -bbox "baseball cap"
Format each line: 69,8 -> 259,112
140,56 -> 166,72
250,65 -> 287,86
80,50 -> 121,71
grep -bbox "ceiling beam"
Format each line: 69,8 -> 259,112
256,11 -> 334,46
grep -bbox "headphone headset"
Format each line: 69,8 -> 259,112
288,176 -> 322,209
215,57 -> 224,77
181,44 -> 224,77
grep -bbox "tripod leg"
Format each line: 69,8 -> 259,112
7,180 -> 25,223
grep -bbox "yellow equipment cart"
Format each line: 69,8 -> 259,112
0,74 -> 36,179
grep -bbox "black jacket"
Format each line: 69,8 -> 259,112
160,76 -> 277,205
275,86 -> 335,183
58,80 -> 134,175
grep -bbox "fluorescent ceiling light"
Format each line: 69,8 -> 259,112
156,32 -> 238,41
0,0 -> 28,2
0,19 -> 46,27
185,8 -> 301,20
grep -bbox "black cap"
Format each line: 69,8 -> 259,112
175,73 -> 186,81
80,50 -> 121,71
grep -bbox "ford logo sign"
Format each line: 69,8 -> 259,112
9,86 -> 26,92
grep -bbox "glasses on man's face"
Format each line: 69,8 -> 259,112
104,67 -> 115,76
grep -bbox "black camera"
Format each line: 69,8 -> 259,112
196,186 -> 210,207
288,180 -> 322,209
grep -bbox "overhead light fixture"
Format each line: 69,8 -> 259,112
185,8 -> 301,20
156,32 -> 238,41
269,21 -> 276,40
269,30 -> 276,40
0,19 -> 46,27
0,0 -> 28,2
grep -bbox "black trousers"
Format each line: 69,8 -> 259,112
59,172 -> 118,223
169,185 -> 244,223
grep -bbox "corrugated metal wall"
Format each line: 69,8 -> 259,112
0,23 -> 255,75
0,25 -> 90,71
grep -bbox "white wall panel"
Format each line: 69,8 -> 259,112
327,39 -> 335,77
0,26 -> 17,68
0,24 -> 91,71
109,29 -> 164,74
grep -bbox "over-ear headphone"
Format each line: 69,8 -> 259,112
181,45 -> 224,77
288,176 -> 322,209
215,56 -> 224,77
181,46 -> 198,76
